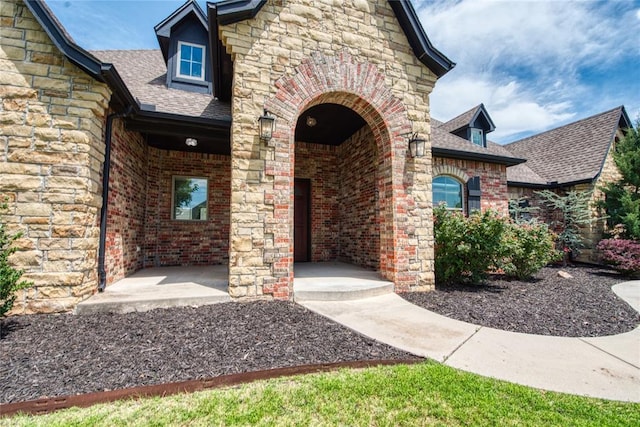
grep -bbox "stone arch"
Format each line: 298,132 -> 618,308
432,164 -> 470,183
262,51 -> 416,297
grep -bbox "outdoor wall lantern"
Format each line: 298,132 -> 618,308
408,133 -> 426,158
185,137 -> 198,147
258,110 -> 276,142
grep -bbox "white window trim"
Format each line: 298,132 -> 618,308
433,175 -> 464,212
177,41 -> 206,82
171,176 -> 208,221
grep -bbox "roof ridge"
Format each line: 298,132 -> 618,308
505,106 -> 623,147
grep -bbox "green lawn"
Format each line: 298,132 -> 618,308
3,362 -> 638,426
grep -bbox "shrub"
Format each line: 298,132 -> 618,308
499,221 -> 560,280
597,239 -> 640,277
0,202 -> 32,317
434,206 -> 559,284
434,207 -> 506,285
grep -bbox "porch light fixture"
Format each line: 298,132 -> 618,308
258,109 -> 275,142
306,116 -> 317,127
408,133 -> 426,158
185,137 -> 198,147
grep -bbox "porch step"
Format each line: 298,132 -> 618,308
293,262 -> 395,302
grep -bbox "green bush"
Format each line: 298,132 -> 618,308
434,206 -> 559,284
499,221 -> 561,280
0,202 -> 32,317
434,207 -> 505,285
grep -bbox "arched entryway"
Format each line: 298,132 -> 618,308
257,51 -> 431,299
293,103 -> 379,270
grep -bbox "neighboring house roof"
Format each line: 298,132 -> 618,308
431,119 -> 525,166
92,50 -> 231,121
504,106 -> 631,187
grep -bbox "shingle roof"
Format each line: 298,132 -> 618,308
437,105 -> 480,134
504,106 -> 628,185
431,119 -> 524,166
91,50 -> 231,121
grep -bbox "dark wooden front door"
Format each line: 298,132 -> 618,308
294,179 -> 310,262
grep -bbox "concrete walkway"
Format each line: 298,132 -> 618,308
300,280 -> 640,402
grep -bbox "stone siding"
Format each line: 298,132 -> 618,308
433,157 -> 509,215
1,0 -> 110,313
143,148 -> 230,267
222,0 -> 438,298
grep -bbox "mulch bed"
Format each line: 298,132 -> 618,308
0,302 -> 418,404
1,265 -> 638,405
403,265 -> 640,337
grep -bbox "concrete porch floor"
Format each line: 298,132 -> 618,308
75,265 -> 230,314
75,262 -> 393,314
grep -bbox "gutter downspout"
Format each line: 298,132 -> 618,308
98,108 -> 131,292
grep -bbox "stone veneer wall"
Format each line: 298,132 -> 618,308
104,119 -> 146,284
338,126 -> 379,269
221,0 -> 437,299
144,148 -> 230,267
294,141 -> 340,262
1,0 -> 111,313
433,157 -> 509,215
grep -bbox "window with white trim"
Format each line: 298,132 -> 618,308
433,176 -> 463,211
172,177 -> 208,220
177,41 -> 205,81
470,128 -> 484,146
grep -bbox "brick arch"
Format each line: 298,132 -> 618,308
263,51 -> 414,297
432,164 -> 470,183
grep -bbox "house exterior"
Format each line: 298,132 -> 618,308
504,106 -> 632,262
2,0 -> 457,314
1,0 -> 630,315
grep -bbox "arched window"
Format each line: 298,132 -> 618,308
433,176 -> 463,211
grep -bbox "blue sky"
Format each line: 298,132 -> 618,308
47,0 -> 640,143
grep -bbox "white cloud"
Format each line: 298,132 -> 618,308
431,75 -> 575,142
418,0 -> 640,142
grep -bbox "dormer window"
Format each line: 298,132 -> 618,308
470,128 -> 484,147
177,41 -> 205,81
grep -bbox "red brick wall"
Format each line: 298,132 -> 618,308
433,157 -> 509,215
338,126 -> 379,269
294,142 -> 340,261
105,120 -> 147,284
144,148 -> 230,267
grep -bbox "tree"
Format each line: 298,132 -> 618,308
535,189 -> 596,264
600,120 -> 640,240
0,202 -> 32,317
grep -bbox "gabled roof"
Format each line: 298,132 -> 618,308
504,106 -> 631,186
91,50 -> 230,121
207,0 -> 455,78
154,0 -> 208,63
431,119 -> 525,166
438,104 -> 495,134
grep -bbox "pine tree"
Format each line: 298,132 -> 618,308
600,120 -> 640,240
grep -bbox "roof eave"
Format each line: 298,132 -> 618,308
507,177 -> 595,189
432,147 -> 526,166
24,0 -> 103,80
388,0 -> 455,78
211,0 -> 267,25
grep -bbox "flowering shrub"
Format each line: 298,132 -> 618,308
434,207 -> 558,284
597,239 -> 640,277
